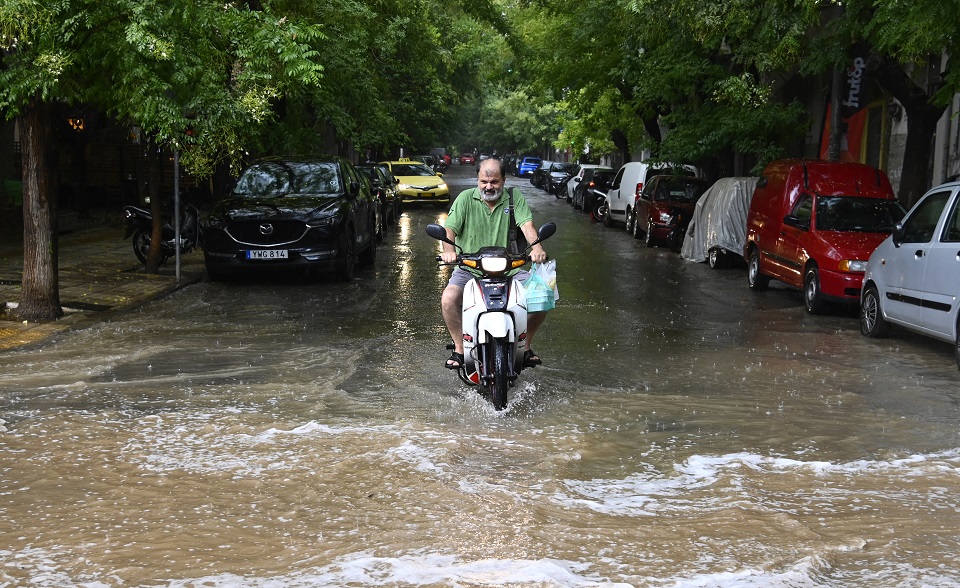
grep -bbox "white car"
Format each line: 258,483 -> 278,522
603,161 -> 700,229
860,179 -> 960,367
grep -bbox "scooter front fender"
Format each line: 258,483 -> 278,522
476,312 -> 515,343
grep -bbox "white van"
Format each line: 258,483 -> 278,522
603,161 -> 700,230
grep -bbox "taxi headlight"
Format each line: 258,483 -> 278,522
438,183 -> 448,191
839,260 -> 868,272
397,182 -> 411,191
480,257 -> 508,273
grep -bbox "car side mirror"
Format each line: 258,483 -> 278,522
348,181 -> 360,198
892,222 -> 904,248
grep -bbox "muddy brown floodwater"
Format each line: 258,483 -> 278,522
1,164 -> 959,587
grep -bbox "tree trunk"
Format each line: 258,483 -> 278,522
898,103 -> 942,209
611,128 -> 630,163
868,50 -> 946,209
14,99 -> 63,322
144,137 -> 164,274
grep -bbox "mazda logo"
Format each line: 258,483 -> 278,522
259,223 -> 274,235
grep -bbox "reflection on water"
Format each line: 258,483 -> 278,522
2,169 -> 960,586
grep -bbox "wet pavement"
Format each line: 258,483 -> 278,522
0,226 -> 204,351
3,167 -> 960,586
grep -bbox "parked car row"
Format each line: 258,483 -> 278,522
199,155 -> 447,282
544,158 -> 960,368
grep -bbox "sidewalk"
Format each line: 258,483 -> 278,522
0,226 -> 205,351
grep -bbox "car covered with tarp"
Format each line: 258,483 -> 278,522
681,177 -> 758,268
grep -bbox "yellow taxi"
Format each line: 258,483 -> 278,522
380,158 -> 450,206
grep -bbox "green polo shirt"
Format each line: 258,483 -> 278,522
444,187 -> 533,255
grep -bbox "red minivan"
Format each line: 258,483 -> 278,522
744,159 -> 905,313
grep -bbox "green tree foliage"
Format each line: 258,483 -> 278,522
0,0 -> 324,319
508,0 -> 960,196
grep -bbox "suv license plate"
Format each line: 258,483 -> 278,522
246,249 -> 288,260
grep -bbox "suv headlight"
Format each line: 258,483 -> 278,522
308,215 -> 339,228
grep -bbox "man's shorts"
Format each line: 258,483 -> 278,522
447,267 -> 531,289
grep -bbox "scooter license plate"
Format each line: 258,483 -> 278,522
246,249 -> 288,260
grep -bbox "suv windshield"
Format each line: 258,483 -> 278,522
815,196 -> 906,232
233,161 -> 340,198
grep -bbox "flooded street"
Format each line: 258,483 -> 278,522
2,164 -> 960,587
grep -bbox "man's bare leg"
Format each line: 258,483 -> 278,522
441,284 -> 464,367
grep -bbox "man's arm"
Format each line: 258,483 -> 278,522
520,221 -> 547,263
441,227 -> 459,263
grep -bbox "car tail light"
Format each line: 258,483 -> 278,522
633,182 -> 644,205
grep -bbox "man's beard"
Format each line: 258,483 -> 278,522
481,187 -> 502,202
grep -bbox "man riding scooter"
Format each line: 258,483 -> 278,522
439,158 -> 549,370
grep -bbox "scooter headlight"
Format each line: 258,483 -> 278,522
480,257 -> 508,273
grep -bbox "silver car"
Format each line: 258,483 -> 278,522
861,179 -> 960,367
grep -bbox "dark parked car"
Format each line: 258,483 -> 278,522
502,154 -> 518,175
201,156 -> 379,282
530,160 -> 555,189
547,162 -> 578,196
572,168 -> 614,212
356,163 -> 402,225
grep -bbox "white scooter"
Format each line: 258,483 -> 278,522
426,222 -> 557,410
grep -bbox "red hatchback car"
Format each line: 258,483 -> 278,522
630,175 -> 709,249
460,153 -> 475,165
745,159 -> 905,313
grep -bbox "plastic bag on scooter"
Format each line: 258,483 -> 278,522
525,260 -> 558,312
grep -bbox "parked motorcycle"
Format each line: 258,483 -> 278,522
426,221 -> 557,410
553,174 -> 572,199
588,187 -> 608,222
122,199 -> 200,265
665,206 -> 691,253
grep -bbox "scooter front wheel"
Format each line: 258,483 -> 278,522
491,338 -> 511,411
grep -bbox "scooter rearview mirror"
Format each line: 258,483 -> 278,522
537,222 -> 557,242
425,223 -> 451,244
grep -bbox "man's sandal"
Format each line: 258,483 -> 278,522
445,352 -> 464,370
523,349 -> 542,368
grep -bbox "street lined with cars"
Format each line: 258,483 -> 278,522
530,156 -> 960,371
